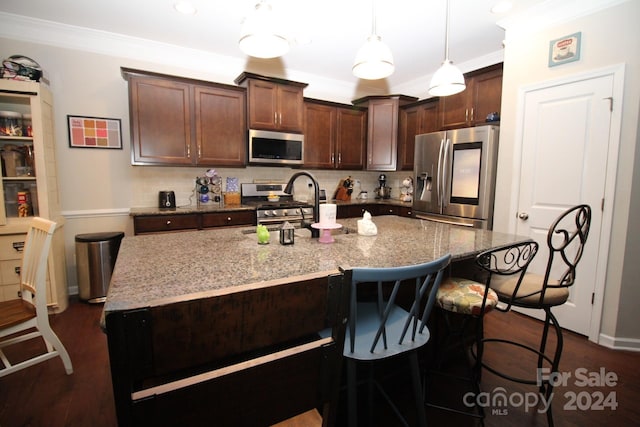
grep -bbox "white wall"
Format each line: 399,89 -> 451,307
494,0 -> 640,345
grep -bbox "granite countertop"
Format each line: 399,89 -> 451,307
103,216 -> 529,316
129,199 -> 412,216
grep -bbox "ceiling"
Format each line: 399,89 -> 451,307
0,0 -> 545,88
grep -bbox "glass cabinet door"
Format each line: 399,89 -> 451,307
0,91 -> 38,223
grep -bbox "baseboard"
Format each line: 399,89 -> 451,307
598,333 -> 640,352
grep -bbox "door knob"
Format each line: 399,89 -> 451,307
518,212 -> 529,220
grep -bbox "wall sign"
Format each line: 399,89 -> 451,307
548,32 -> 582,67
68,115 -> 122,149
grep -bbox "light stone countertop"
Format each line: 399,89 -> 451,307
103,216 -> 529,317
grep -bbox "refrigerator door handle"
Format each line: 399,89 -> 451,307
437,139 -> 445,212
441,138 -> 451,209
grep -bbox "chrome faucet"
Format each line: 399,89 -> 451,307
284,171 -> 320,238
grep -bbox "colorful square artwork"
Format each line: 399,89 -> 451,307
67,115 -> 122,149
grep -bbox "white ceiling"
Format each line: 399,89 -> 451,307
0,0 -> 546,87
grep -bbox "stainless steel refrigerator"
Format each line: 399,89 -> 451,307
413,125 -> 499,229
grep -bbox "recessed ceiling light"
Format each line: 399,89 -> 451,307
174,1 -> 197,15
491,1 -> 513,14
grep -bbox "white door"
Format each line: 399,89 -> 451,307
514,73 -> 614,336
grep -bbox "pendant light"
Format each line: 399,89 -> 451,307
352,0 -> 394,80
239,0 -> 289,59
429,0 -> 465,96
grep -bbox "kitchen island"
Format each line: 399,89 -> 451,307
105,216 -> 523,313
103,216 -> 530,426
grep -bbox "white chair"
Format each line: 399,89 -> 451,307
0,217 -> 73,378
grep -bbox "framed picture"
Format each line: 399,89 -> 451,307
67,115 -> 122,149
548,32 -> 581,67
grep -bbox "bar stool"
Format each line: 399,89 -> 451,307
340,254 -> 451,427
479,204 -> 591,427
426,240 -> 538,420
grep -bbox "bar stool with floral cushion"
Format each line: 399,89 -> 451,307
425,240 -> 539,420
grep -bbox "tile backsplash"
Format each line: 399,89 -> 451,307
131,166 -> 414,208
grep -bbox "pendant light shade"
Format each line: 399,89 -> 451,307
239,0 -> 289,59
429,0 -> 465,96
353,0 -> 394,80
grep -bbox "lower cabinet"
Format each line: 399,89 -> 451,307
134,214 -> 200,235
377,205 -> 413,217
201,211 -> 255,228
337,204 -> 413,219
133,211 -> 255,235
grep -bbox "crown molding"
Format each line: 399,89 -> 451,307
0,12 -> 245,74
497,0 -> 629,38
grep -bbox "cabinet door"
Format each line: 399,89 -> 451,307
398,101 -> 438,171
247,80 -> 278,130
303,102 -> 336,169
470,68 -> 503,126
366,99 -> 398,171
129,77 -> 193,165
133,214 -> 200,234
439,65 -> 503,129
195,86 -> 247,166
277,85 -> 304,132
438,87 -> 470,130
336,108 -> 366,170
201,211 -> 255,228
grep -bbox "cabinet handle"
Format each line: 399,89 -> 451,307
198,144 -> 201,158
12,241 -> 24,252
274,112 -> 278,125
166,220 -> 172,226
187,144 -> 191,158
227,217 -> 232,222
14,266 -> 20,275
465,108 -> 469,122
338,153 -> 342,164
331,153 -> 335,163
470,107 -> 474,122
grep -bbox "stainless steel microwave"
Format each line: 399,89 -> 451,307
248,129 -> 304,165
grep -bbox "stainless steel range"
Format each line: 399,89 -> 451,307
241,183 -> 314,227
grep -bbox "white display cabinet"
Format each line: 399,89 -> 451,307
0,79 -> 68,312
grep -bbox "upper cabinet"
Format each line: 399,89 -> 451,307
438,63 -> 503,130
123,68 -> 247,167
303,99 -> 366,170
398,99 -> 439,171
353,95 -> 417,171
235,72 -> 307,133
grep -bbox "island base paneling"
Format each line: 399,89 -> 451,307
105,273 -> 349,426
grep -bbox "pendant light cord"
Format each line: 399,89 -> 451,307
371,0 -> 378,36
444,0 -> 451,61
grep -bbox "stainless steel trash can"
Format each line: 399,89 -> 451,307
75,232 -> 124,303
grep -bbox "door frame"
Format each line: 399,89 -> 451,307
507,63 -> 626,343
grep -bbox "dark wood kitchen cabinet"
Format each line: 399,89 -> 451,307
353,95 -> 417,171
438,63 -> 503,130
133,210 -> 255,235
235,72 -> 307,133
303,99 -> 366,170
201,210 -> 255,228
398,99 -> 439,170
122,68 -> 246,167
133,214 -> 200,235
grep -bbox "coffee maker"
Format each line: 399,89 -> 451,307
375,174 -> 391,199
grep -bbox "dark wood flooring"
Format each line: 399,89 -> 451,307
1,298 -> 638,426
